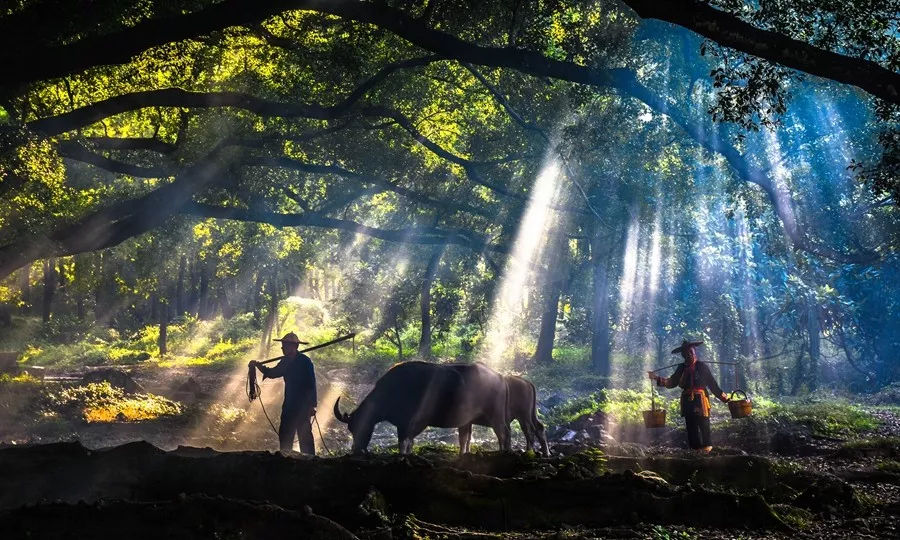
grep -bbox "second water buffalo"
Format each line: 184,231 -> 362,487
458,374 -> 549,456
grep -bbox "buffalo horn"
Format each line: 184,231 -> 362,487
333,397 -> 350,423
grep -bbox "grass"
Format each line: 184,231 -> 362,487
875,459 -> 900,473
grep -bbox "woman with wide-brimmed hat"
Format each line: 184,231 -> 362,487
648,340 -> 729,452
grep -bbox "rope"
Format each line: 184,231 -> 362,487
246,369 -> 279,436
313,415 -> 334,455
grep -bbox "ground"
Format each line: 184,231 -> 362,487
1,354 -> 899,539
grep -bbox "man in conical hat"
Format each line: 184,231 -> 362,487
249,332 -> 317,454
648,339 -> 729,452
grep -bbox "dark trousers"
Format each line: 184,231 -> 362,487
279,407 -> 315,454
684,413 -> 711,449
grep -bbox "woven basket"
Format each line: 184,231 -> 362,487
643,408 -> 666,428
727,390 -> 752,419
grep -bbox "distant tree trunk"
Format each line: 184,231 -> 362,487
187,257 -> 199,316
655,334 -> 666,367
395,322 -> 403,362
260,272 -> 279,357
790,349 -> 806,395
42,258 -> 56,323
150,292 -> 159,323
418,246 -> 445,359
590,228 -> 611,377
197,261 -> 210,320
19,265 -> 31,313
175,255 -> 186,316
156,290 -> 168,356
806,298 -> 820,391
252,271 -> 264,327
93,253 -> 104,322
717,315 -> 732,393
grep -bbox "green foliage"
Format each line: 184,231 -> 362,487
45,382 -> 182,423
544,388 -> 680,427
752,398 -> 879,436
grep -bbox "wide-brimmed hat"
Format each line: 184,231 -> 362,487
671,340 -> 703,354
273,332 -> 309,345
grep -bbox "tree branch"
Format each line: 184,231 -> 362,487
620,0 -> 899,105
244,155 -> 495,218
82,136 -> 177,154
179,202 -> 507,254
0,0 -> 303,94
57,141 -> 172,178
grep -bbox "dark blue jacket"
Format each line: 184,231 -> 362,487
259,353 -> 317,411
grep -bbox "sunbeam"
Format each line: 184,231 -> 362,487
478,158 -> 563,370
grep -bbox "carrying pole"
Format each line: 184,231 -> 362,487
255,333 -> 357,365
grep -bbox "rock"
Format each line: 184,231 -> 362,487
80,369 -> 144,393
173,377 -> 203,398
586,425 -> 607,440
770,429 -> 821,456
561,430 -> 577,442
793,475 -> 862,515
541,392 -> 567,410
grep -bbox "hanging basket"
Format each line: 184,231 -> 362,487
643,408 -> 666,428
727,390 -> 753,419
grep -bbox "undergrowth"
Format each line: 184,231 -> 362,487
44,382 -> 182,423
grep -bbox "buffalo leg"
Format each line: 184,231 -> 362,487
397,426 -> 412,454
533,419 -> 550,457
492,423 -> 511,452
458,424 -> 472,455
520,419 -> 535,452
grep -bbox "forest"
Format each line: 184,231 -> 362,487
0,1 -> 899,538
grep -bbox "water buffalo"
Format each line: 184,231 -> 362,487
333,361 -> 510,454
458,374 -> 549,456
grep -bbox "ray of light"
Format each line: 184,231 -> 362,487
478,158 -> 563,370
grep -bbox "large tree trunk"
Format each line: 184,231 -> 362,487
533,280 -> 563,365
41,258 -> 56,323
590,228 -> 611,377
417,246 -> 445,359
